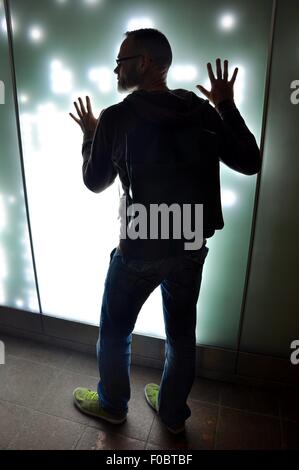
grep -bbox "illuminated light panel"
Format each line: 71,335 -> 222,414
0,286 -> 6,305
231,64 -> 245,106
0,246 -> 7,280
7,195 -> 16,204
1,17 -> 5,32
1,16 -> 17,34
219,13 -> 236,30
50,60 -> 73,94
221,189 -> 237,207
88,66 -> 113,93
29,26 -> 44,42
127,17 -> 154,31
84,0 -> 101,5
170,64 -> 198,82
0,194 -> 6,231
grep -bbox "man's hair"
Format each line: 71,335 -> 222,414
124,28 -> 172,72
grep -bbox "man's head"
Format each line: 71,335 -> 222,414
114,28 -> 172,93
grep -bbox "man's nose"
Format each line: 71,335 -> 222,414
114,65 -> 119,74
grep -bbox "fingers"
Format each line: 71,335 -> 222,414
207,63 -> 215,84
208,59 -> 236,84
196,84 -> 210,99
223,60 -> 228,81
69,112 -> 81,125
216,58 -> 222,79
78,97 -> 86,115
229,67 -> 238,85
86,95 -> 93,114
74,101 -> 83,119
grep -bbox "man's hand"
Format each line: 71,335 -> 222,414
196,59 -> 238,107
69,96 -> 98,134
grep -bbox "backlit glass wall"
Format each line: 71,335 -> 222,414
1,0 -> 273,348
240,0 -> 299,357
0,0 -> 39,313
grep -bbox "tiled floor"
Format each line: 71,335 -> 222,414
0,332 -> 298,450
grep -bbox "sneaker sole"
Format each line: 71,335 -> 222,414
73,390 -> 127,424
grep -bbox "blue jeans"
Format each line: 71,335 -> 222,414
96,242 -> 209,428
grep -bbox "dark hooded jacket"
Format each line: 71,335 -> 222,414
82,89 -> 261,260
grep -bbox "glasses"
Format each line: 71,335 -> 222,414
115,54 -> 142,66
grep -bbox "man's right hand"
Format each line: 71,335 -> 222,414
196,58 -> 238,107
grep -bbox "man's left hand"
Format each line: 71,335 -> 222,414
69,96 -> 98,134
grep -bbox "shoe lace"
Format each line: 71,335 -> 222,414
85,390 -> 99,401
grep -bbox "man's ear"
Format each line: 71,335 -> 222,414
140,54 -> 152,73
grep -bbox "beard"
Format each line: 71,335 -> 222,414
117,66 -> 141,93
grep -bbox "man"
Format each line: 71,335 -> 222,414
70,29 -> 261,434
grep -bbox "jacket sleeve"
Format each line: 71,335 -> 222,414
81,109 -> 117,193
203,99 -> 262,175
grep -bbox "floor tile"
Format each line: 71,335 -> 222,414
0,400 -> 32,449
7,408 -> 84,450
220,382 -> 280,416
277,387 -> 299,423
63,350 -> 99,377
35,369 -> 100,425
76,427 -> 146,450
215,407 -> 281,449
282,420 -> 299,449
0,355 -> 60,408
147,400 -> 218,450
190,377 -> 221,404
131,364 -> 162,389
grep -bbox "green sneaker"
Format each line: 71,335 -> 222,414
144,383 -> 159,411
73,387 -> 127,424
144,383 -> 185,435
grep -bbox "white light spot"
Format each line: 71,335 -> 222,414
20,94 -> 29,103
29,26 -> 43,42
219,14 -> 236,30
15,299 -> 24,308
221,189 -> 237,207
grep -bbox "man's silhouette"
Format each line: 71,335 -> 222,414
70,29 -> 261,434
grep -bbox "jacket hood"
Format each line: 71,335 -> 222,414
123,88 -> 209,127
